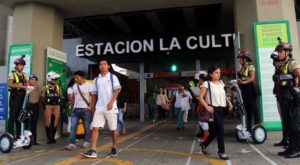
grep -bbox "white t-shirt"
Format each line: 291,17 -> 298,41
180,90 -> 192,110
174,90 -> 182,108
73,82 -> 93,108
67,87 -> 73,95
201,81 -> 226,107
93,72 -> 121,113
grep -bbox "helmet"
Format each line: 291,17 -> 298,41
237,51 -> 252,62
29,74 -> 38,81
47,71 -> 60,82
275,42 -> 292,51
194,71 -> 207,80
14,55 -> 26,65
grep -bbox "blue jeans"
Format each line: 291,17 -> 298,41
176,107 -> 184,128
118,108 -> 125,132
70,108 -> 91,144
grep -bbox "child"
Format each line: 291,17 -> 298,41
28,74 -> 40,145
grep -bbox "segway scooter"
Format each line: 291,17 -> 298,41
0,86 -> 35,153
230,80 -> 267,144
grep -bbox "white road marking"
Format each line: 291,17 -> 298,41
6,146 -> 65,165
226,159 -> 232,165
238,148 -> 251,154
185,126 -> 198,165
249,143 -> 278,165
90,124 -> 167,165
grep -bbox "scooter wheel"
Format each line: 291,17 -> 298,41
251,125 -> 267,144
23,135 -> 33,149
0,133 -> 14,153
235,129 -> 246,142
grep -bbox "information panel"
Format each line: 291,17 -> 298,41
254,20 -> 291,130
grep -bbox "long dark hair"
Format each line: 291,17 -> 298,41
67,77 -> 75,89
207,65 -> 220,81
159,87 -> 165,95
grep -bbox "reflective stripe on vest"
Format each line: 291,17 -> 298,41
244,66 -> 249,77
240,65 -> 250,81
46,85 -> 60,103
12,71 -> 26,90
281,61 -> 291,86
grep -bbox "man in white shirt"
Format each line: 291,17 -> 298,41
181,86 -> 192,124
66,71 -> 93,150
82,59 -> 121,158
171,83 -> 184,130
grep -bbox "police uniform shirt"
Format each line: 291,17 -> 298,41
29,87 -> 40,104
288,60 -> 300,72
8,70 -> 27,83
240,65 -> 255,75
40,85 -> 62,103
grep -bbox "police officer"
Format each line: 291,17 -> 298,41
272,42 -> 300,157
7,55 -> 28,139
237,51 -> 260,131
41,72 -> 62,144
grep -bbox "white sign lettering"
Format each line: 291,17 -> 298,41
75,33 -> 235,56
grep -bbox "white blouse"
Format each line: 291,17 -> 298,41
201,81 -> 226,107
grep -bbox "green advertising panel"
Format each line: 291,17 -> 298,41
8,43 -> 33,77
254,20 -> 291,130
46,47 -> 67,93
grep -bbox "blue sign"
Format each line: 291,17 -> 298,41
0,83 -> 7,120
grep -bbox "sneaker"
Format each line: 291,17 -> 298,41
110,147 -> 117,157
82,149 -> 97,158
66,144 -> 76,150
82,141 -> 90,148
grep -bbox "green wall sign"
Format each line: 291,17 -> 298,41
254,20 -> 291,130
46,47 -> 67,93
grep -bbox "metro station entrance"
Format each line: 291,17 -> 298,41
64,4 -> 237,121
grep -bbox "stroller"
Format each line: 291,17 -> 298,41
230,80 -> 267,144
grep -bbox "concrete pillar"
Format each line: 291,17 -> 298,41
139,63 -> 145,122
0,4 -> 12,65
13,3 -> 64,140
234,0 -> 300,60
13,2 -> 63,86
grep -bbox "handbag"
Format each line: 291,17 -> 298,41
162,103 -> 170,111
199,81 -> 214,122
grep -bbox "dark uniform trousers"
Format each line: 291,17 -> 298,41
278,87 -> 293,144
8,92 -> 25,138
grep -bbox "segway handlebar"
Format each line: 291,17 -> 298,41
230,80 -> 244,104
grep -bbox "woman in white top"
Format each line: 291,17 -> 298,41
199,65 -> 233,160
66,78 -> 75,134
156,87 -> 169,123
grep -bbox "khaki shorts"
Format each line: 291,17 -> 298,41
91,111 -> 117,131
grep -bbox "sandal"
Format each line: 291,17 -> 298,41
200,143 -> 208,155
218,153 -> 229,160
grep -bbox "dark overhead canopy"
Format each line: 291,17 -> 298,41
63,4 -> 229,39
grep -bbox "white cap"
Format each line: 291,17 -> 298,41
194,71 -> 207,80
47,71 -> 60,82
